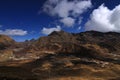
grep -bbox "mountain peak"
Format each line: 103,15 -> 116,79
48,30 -> 70,36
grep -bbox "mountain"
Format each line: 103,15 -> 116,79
0,35 -> 15,50
25,30 -> 120,61
0,35 -> 16,62
0,31 -> 120,80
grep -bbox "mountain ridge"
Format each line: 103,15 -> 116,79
0,31 -> 120,80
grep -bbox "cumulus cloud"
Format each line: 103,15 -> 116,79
43,0 -> 92,27
0,29 -> 28,36
85,4 -> 120,32
72,0 -> 92,17
41,25 -> 61,35
60,17 -> 75,27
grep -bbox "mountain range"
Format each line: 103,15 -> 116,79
0,31 -> 120,80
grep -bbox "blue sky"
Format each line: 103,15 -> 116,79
0,0 -> 120,42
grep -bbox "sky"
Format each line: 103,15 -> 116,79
0,0 -> 120,42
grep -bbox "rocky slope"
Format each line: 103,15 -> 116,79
0,31 -> 120,80
0,35 -> 16,62
0,35 -> 15,50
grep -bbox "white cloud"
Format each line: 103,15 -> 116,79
60,17 -> 75,27
0,29 -> 28,36
53,0 -> 74,18
43,0 -> 92,27
43,0 -> 73,18
72,0 -> 92,17
41,25 -> 61,35
85,4 -> 120,32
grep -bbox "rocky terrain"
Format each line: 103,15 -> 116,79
0,31 -> 120,80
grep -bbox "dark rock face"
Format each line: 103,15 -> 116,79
0,31 -> 120,80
